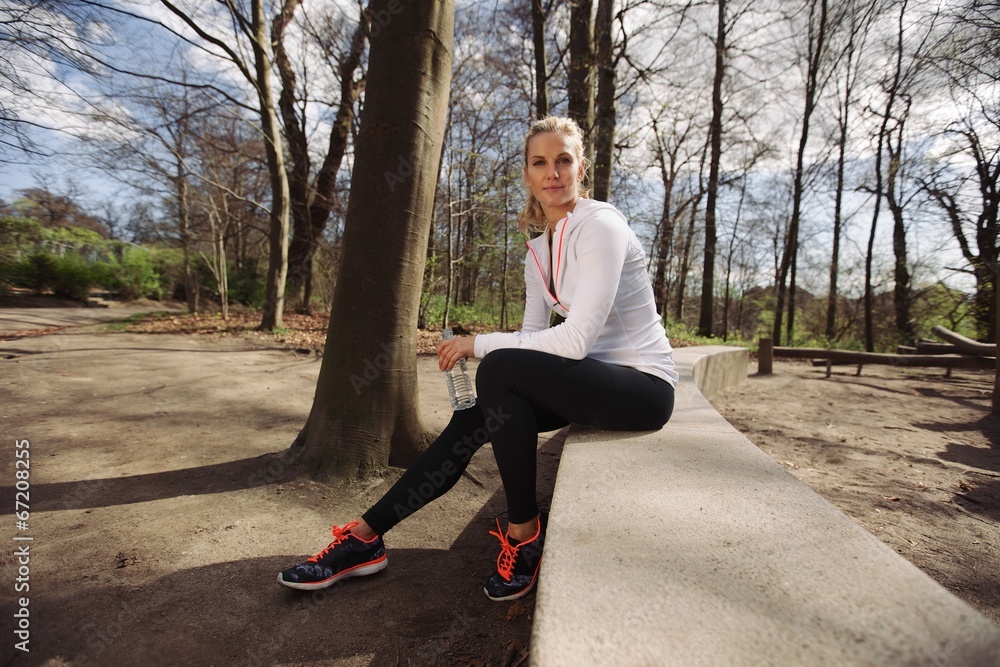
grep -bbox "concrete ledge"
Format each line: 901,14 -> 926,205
531,346 -> 1000,666
682,344 -> 750,399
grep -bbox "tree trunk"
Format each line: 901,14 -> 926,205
827,91 -> 848,341
531,0 -> 549,119
787,240 -> 799,344
501,176 -> 510,329
886,106 -> 915,345
652,182 -> 676,317
650,120 -> 681,317
272,0 -> 309,311
176,167 -> 199,314
774,0 -> 828,346
675,187 -> 701,321
443,119 -> 455,329
592,0 -> 615,202
676,138 -> 709,322
722,179 -> 746,341
698,0 -> 725,337
826,2 -> 870,342
285,10 -> 368,312
460,207 -> 476,305
994,278 -> 1000,413
568,0 -> 595,178
217,208 -> 228,320
291,0 -> 454,481
253,0 -> 291,332
865,0 -> 906,351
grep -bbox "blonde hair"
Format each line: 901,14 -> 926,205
517,116 -> 591,236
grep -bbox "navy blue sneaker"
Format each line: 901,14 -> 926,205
484,515 -> 545,601
278,521 -> 387,591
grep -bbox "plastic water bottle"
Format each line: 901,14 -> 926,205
442,329 -> 476,410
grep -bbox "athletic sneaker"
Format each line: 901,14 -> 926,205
484,514 -> 545,601
278,521 -> 388,591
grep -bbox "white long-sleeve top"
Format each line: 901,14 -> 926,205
473,198 -> 678,386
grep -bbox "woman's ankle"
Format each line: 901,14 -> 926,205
350,520 -> 378,541
507,515 -> 539,542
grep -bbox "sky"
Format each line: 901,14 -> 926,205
0,0 -> 987,298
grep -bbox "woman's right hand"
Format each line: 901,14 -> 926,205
437,335 -> 476,371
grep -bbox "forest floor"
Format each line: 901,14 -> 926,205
1,295 -> 997,667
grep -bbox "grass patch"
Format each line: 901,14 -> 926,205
101,311 -> 177,332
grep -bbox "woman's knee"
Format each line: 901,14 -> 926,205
475,348 -> 526,393
650,385 -> 676,429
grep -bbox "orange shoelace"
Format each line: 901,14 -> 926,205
307,521 -> 359,563
489,518 -> 520,581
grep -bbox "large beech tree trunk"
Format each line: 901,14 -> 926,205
290,0 -> 454,481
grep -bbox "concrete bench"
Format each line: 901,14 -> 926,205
531,346 -> 1000,665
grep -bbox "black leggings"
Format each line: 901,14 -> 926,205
362,349 -> 675,534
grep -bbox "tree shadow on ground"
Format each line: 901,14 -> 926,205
913,410 -> 1000,524
914,385 -> 1000,416
0,451 -> 304,513
4,431 -> 568,667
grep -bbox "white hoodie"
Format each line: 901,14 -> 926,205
474,198 -> 678,386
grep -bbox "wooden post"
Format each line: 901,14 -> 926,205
758,337 -> 773,375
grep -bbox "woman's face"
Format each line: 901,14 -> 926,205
524,132 -> 584,223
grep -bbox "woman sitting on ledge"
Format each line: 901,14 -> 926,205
278,115 -> 677,601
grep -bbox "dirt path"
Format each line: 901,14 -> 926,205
0,301 -> 183,335
1,325 -> 549,667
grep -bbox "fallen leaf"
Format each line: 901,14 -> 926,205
504,602 -> 527,622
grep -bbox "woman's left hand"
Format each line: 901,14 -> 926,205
438,335 -> 476,371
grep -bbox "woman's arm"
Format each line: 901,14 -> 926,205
444,249 -> 548,369
521,247 -> 550,333
474,212 -> 628,359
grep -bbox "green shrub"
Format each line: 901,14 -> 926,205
420,293 -> 525,331
50,253 -> 98,301
0,217 -> 45,263
229,263 -> 266,306
14,252 -> 58,293
108,247 -> 162,300
151,247 -> 184,301
0,260 -> 13,295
